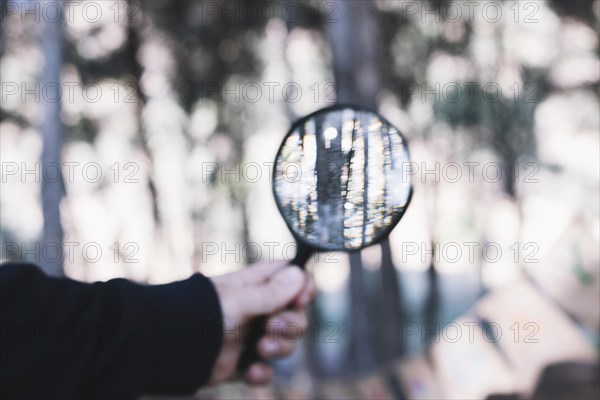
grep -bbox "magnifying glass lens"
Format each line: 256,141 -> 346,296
273,106 -> 412,251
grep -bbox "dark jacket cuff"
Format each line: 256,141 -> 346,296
140,274 -> 223,394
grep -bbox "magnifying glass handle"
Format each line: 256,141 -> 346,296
291,242 -> 312,268
236,315 -> 268,373
236,243 -> 313,373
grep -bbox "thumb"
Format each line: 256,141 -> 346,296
241,266 -> 305,319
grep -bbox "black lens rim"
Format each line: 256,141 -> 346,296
272,103 -> 414,253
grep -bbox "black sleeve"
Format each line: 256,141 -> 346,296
0,262 -> 223,399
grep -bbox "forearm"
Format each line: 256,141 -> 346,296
0,263 -> 223,399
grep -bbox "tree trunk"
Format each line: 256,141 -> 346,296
39,2 -> 64,276
326,0 -> 404,372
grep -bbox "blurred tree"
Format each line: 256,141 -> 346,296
39,0 -> 65,276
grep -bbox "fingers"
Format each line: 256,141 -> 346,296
241,266 -> 305,318
267,309 -> 308,336
222,260 -> 289,287
258,335 -> 296,359
293,272 -> 317,309
258,309 -> 308,359
210,262 -> 316,386
244,363 -> 273,385
240,310 -> 307,386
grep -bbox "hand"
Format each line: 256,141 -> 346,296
209,260 -> 316,386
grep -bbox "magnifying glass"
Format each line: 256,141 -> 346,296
238,104 -> 413,371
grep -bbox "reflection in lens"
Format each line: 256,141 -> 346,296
274,107 -> 411,250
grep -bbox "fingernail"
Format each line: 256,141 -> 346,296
262,340 -> 279,355
275,267 -> 303,286
270,318 -> 286,330
251,365 -> 265,380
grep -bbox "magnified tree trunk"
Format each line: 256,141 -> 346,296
39,1 -> 64,276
